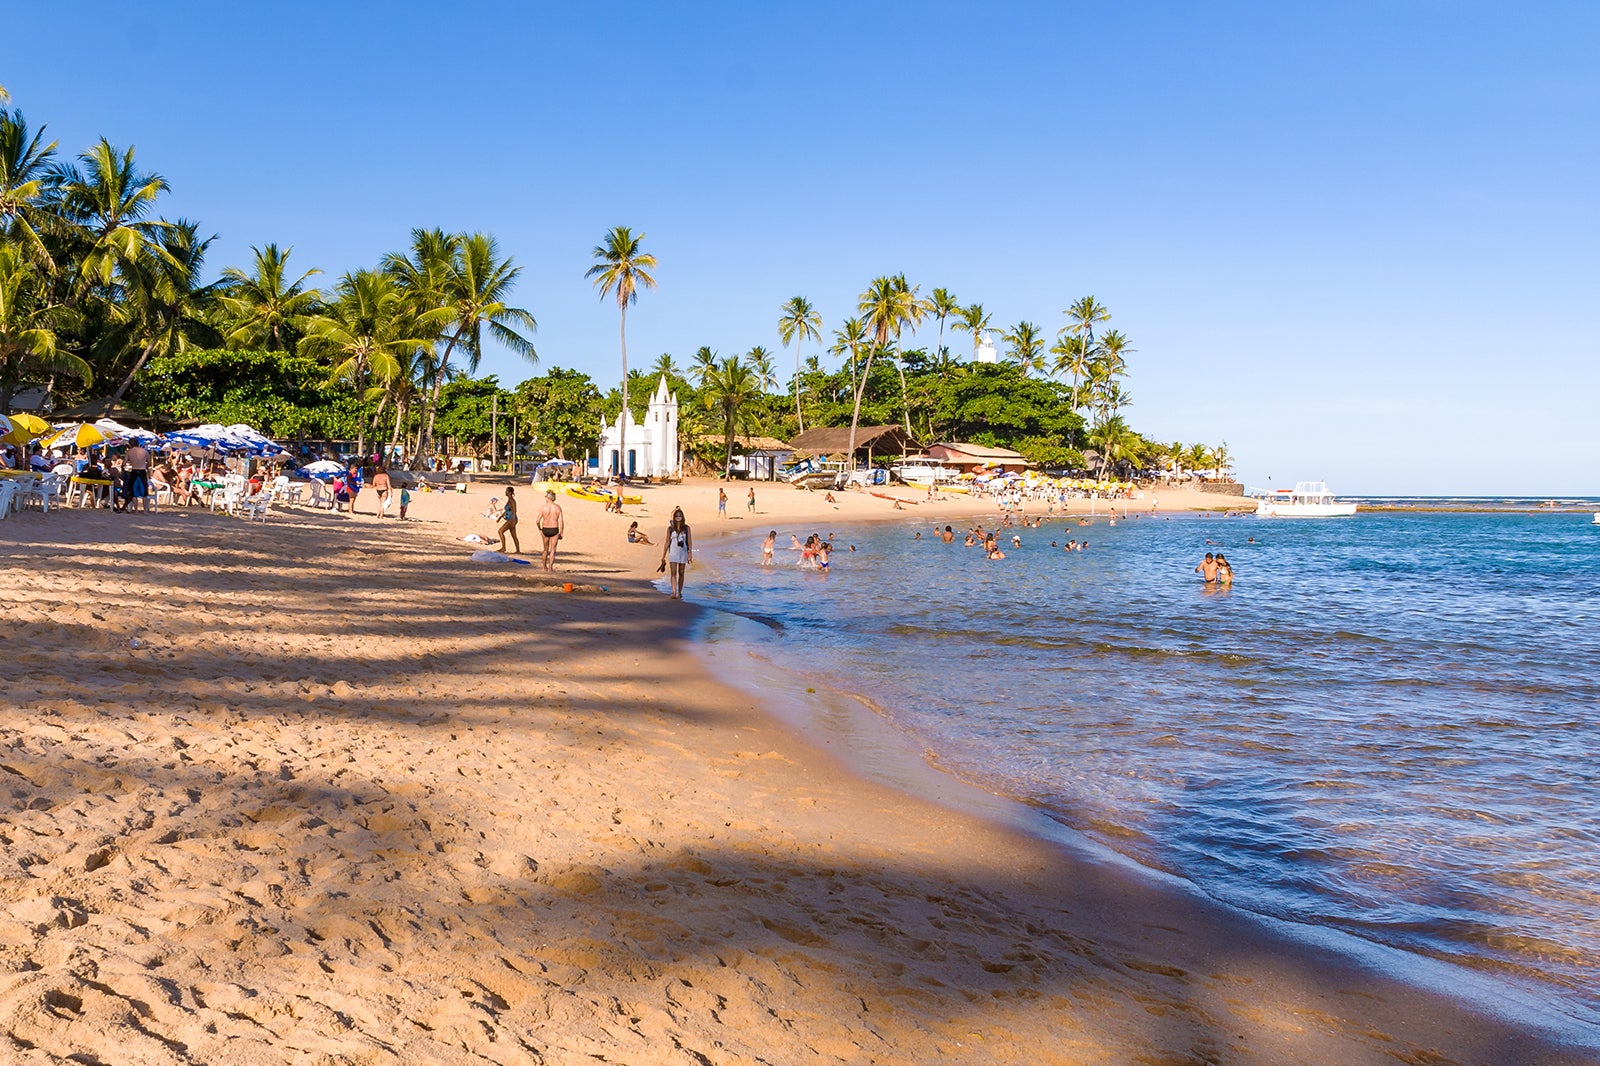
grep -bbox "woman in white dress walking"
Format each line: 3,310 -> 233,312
660,507 -> 692,599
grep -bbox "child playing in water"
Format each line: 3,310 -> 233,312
762,530 -> 776,565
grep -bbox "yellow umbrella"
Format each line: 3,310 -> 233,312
42,422 -> 116,450
0,412 -> 49,446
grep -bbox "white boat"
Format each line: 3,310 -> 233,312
891,456 -> 960,486
1253,481 -> 1358,518
1592,512 -> 1599,525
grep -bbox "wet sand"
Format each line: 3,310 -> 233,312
0,479 -> 1590,1064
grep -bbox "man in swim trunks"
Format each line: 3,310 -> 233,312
1195,552 -> 1218,582
124,440 -> 152,513
537,489 -> 564,571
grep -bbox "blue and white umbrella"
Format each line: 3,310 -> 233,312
161,423 -> 282,456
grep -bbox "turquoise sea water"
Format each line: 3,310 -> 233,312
687,505 -> 1600,1033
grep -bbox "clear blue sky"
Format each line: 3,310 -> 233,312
4,2 -> 1596,494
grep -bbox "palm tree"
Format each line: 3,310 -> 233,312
417,232 -> 537,460
927,287 -> 960,373
1002,320 -> 1046,376
109,219 -> 218,401
1088,416 -> 1137,478
858,274 -> 922,434
952,302 -> 995,359
300,270 -> 442,459
54,139 -> 173,302
586,226 -> 657,478
0,107 -> 59,268
844,340 -> 885,468
0,243 -> 86,411
701,353 -> 762,479
777,295 -> 821,432
746,345 -> 778,393
217,243 -> 322,351
688,345 -> 717,387
1063,296 -> 1110,406
1049,334 -> 1090,412
1187,442 -> 1212,478
650,352 -> 679,379
1103,382 -> 1132,420
1211,441 -> 1232,480
831,317 -> 867,382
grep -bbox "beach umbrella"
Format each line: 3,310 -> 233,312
222,423 -> 287,457
43,422 -> 117,449
0,412 -> 48,446
161,423 -> 257,454
93,418 -> 159,443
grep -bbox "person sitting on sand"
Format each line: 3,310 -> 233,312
824,492 -> 836,504
628,520 -> 653,545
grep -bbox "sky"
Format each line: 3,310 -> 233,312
4,2 -> 1597,494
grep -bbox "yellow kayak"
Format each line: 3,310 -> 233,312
566,485 -> 643,505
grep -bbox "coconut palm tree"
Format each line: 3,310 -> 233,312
0,243 -> 86,411
927,287 -> 960,373
1063,296 -> 1110,403
688,345 -> 717,387
831,316 -> 867,382
586,226 -> 656,478
701,353 -> 762,479
1211,441 -> 1232,480
0,107 -> 59,268
858,274 -> 922,433
1050,334 -> 1091,412
108,219 -> 219,402
650,352 -> 679,379
1187,442 -> 1212,478
1088,416 -> 1137,478
1002,320 -> 1046,376
777,295 -> 821,432
746,345 -> 778,393
217,243 -> 322,352
952,302 -> 995,359
53,139 -> 173,302
415,232 -> 537,460
300,270 -> 442,459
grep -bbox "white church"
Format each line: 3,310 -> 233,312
596,375 -> 681,479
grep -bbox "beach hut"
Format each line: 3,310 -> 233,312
927,442 -> 1030,476
787,426 -> 922,471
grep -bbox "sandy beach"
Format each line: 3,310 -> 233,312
1,479 -> 1590,1065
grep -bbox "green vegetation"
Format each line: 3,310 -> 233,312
0,96 -> 1233,479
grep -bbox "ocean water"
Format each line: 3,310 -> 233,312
687,506 -> 1600,1031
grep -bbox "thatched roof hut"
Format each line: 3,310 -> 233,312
788,425 -> 921,463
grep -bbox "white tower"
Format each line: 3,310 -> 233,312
976,337 -> 999,364
644,375 -> 679,478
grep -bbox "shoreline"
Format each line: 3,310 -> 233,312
686,519 -> 1600,1051
2,479 -> 1594,1063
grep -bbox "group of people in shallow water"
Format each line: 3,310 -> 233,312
1195,551 -> 1234,586
759,530 -> 834,571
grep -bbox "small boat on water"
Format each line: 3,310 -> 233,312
1592,512 -> 1600,525
1253,481 -> 1357,518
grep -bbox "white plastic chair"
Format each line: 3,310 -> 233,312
28,474 -> 64,513
306,479 -> 334,510
241,491 -> 270,522
0,481 -> 16,519
211,473 -> 246,515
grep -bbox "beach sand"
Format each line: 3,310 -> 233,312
0,479 -> 1589,1065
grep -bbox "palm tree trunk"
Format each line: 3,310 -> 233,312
109,337 -> 159,403
892,329 -> 912,435
794,340 -> 804,434
617,306 -> 628,478
846,346 -> 877,462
